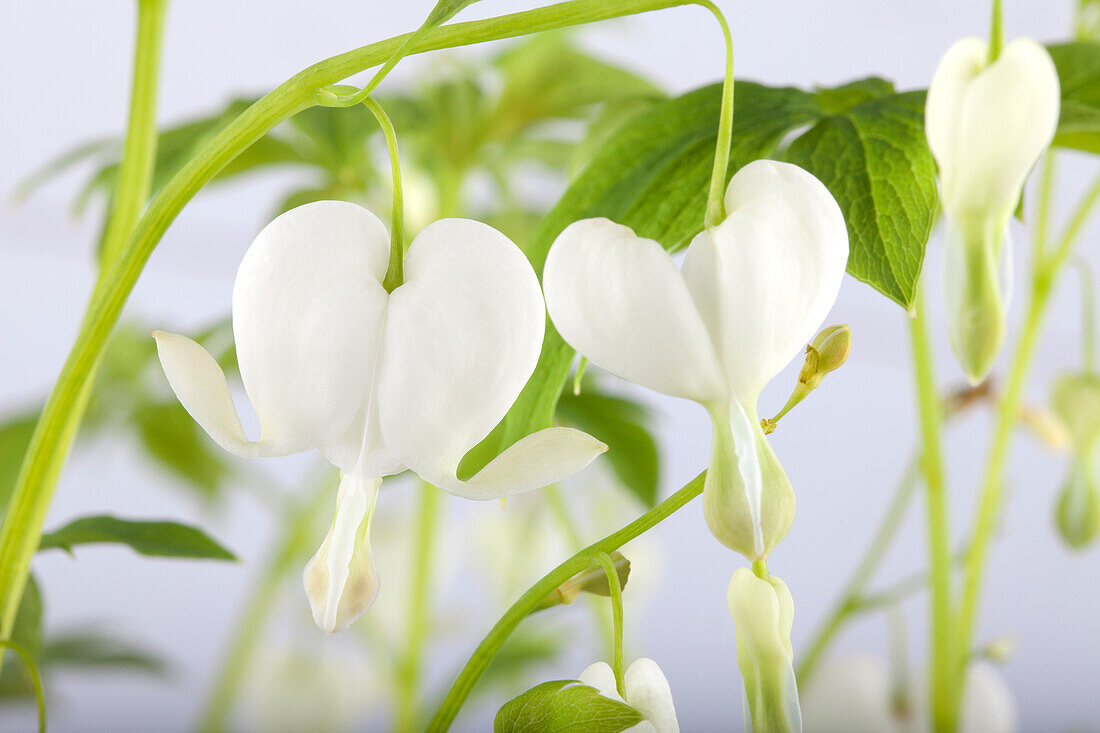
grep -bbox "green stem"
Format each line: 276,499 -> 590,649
98,0 -> 168,270
1076,257 -> 1097,372
0,0 -> 728,662
361,97 -> 406,292
796,454 -> 921,688
957,167 -> 1100,672
0,639 -> 45,733
593,551 -> 626,698
395,483 -> 441,733
988,0 -> 1004,63
197,475 -> 335,733
699,0 -> 734,228
427,472 -> 706,732
909,289 -> 957,733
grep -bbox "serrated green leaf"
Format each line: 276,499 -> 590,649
556,389 -> 659,507
1049,41 -> 1100,152
785,90 -> 938,310
38,515 -> 236,561
494,680 -> 644,733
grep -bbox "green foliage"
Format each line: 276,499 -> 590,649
38,515 -> 237,561
134,402 -> 233,499
556,387 -> 659,507
480,627 -> 566,697
1049,41 -> 1100,153
0,414 -> 38,518
0,576 -> 43,699
40,631 -> 167,676
494,679 -> 643,733
786,90 -> 938,310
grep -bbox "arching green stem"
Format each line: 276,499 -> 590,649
0,0 -> 735,661
0,639 -> 45,733
427,472 -> 706,732
699,0 -> 735,228
360,97 -> 406,291
988,0 -> 1004,63
594,551 -> 626,698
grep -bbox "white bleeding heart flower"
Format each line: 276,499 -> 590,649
728,567 -> 801,733
800,654 -> 1017,733
579,658 -> 680,733
543,160 -> 848,560
925,37 -> 1060,383
154,201 -> 605,633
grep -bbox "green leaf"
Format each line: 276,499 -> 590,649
814,77 -> 896,114
1049,41 -> 1100,152
38,515 -> 236,561
479,627 -> 565,697
0,575 -> 43,699
0,413 -> 38,518
556,388 -> 659,507
494,680 -> 644,733
785,90 -> 938,310
41,631 -> 168,676
423,0 -> 481,28
133,401 -> 233,499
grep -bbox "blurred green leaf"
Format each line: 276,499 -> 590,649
39,515 -> 236,560
0,414 -> 38,518
0,576 -> 43,699
134,402 -> 233,498
494,679 -> 643,733
1049,41 -> 1100,152
41,630 -> 168,676
556,389 -> 659,507
480,627 -> 566,697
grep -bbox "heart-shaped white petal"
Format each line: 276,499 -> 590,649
681,160 -> 849,401
926,37 -> 1059,216
543,217 -> 728,405
233,201 -> 390,455
578,659 -> 679,733
379,218 -> 604,500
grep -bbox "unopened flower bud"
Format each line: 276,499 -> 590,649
727,568 -> 801,732
533,551 -> 631,612
1055,458 -> 1100,550
1051,373 -> 1100,456
799,324 -> 852,389
304,474 -> 381,633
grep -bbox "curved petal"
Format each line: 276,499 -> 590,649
624,658 -> 680,733
799,655 -> 900,733
929,38 -> 1060,215
233,201 -> 390,455
446,427 -> 606,500
959,663 -> 1017,733
303,474 -> 381,633
682,160 -> 848,400
378,219 -> 551,495
153,331 -> 276,457
543,218 -> 728,405
579,662 -> 621,701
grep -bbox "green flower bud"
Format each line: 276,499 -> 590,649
533,551 -> 631,612
1055,458 -> 1100,549
727,568 -> 801,733
798,324 -> 852,389
1051,373 -> 1100,455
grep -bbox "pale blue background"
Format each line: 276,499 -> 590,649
2,0 -> 1098,730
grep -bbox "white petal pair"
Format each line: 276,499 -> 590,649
579,658 -> 680,733
925,38 -> 1060,382
544,160 -> 849,559
154,201 -> 605,632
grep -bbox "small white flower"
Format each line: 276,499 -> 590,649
579,658 -> 680,733
925,37 -> 1060,382
800,654 -> 1017,733
154,201 -> 605,632
543,160 -> 848,559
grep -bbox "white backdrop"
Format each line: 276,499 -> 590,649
2,1 -> 1099,730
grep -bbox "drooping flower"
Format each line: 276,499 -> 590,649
579,658 -> 680,733
727,567 -> 801,733
543,160 -> 848,560
154,201 -> 605,632
800,654 -> 1017,733
925,37 -> 1060,383
1050,372 -> 1100,548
